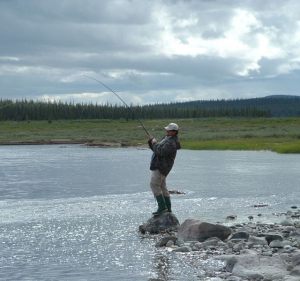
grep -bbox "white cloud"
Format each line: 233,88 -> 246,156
39,92 -> 111,103
0,56 -> 20,61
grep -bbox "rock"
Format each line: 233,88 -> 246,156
291,251 -> 300,267
226,276 -> 242,281
172,246 -> 191,252
248,236 -> 268,246
139,212 -> 180,234
283,276 -> 300,281
253,203 -> 269,208
226,215 -> 237,220
233,242 -> 245,252
165,240 -> 174,247
269,240 -> 284,248
168,190 -> 186,195
177,219 -> 231,242
225,257 -> 237,272
290,265 -> 300,276
155,235 -> 177,247
230,231 -> 250,241
201,237 -> 222,248
281,219 -> 294,226
219,250 -> 290,280
191,242 -> 203,251
175,238 -> 185,247
261,233 -> 283,245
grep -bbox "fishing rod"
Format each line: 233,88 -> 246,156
84,75 -> 151,138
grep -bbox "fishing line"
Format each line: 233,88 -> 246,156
84,75 -> 151,137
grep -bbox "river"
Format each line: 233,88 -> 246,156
0,145 -> 299,280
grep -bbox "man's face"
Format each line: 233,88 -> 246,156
166,130 -> 177,136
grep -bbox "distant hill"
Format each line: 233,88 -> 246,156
263,95 -> 300,99
162,95 -> 300,117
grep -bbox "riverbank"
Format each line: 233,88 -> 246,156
1,117 -> 300,153
145,208 -> 300,280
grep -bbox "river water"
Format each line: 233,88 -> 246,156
0,145 -> 299,280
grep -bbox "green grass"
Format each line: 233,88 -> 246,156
1,117 -> 300,153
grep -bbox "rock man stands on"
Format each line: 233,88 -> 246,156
148,123 -> 181,216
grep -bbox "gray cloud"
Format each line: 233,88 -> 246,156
0,0 -> 300,104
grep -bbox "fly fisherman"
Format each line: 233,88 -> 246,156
148,123 -> 181,216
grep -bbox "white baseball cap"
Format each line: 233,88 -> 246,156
164,123 -> 179,131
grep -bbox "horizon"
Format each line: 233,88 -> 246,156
1,94 -> 300,107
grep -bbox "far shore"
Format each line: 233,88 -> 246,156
0,117 -> 300,153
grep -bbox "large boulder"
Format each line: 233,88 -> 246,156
139,212 -> 180,234
177,219 -> 231,242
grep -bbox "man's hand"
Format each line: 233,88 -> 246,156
148,137 -> 157,147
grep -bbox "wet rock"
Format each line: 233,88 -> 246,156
172,246 -> 191,252
168,190 -> 186,195
291,251 -> 300,267
177,219 -> 231,242
284,276 -> 300,281
261,233 -> 283,245
281,219 -> 294,226
226,215 -> 237,220
230,231 -> 249,241
253,203 -> 269,208
201,237 -> 222,248
155,235 -> 177,247
225,257 -> 238,272
248,236 -> 268,246
219,250 -> 289,280
139,212 -> 180,234
290,265 -> 300,276
165,240 -> 174,247
226,276 -> 242,281
269,240 -> 284,248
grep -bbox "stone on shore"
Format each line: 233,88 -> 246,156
140,207 -> 300,280
139,212 -> 180,234
177,219 -> 232,242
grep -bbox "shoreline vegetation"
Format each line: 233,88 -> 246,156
1,117 -> 300,153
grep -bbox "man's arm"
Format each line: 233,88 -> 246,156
152,138 -> 175,157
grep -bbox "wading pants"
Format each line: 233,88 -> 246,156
150,169 -> 170,197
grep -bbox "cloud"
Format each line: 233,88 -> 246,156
0,0 -> 300,104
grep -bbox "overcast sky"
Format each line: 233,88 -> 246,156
1,0 -> 300,105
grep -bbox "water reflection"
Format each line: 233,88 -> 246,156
150,252 -> 171,281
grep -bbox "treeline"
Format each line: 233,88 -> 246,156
0,96 -> 299,121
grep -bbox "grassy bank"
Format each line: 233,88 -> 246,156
0,117 -> 300,153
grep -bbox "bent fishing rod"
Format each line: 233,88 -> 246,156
84,75 -> 151,138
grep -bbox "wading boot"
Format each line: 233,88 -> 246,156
152,194 -> 168,216
164,196 -> 172,212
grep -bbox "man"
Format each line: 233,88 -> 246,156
148,122 -> 181,216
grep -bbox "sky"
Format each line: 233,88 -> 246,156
1,0 -> 300,105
